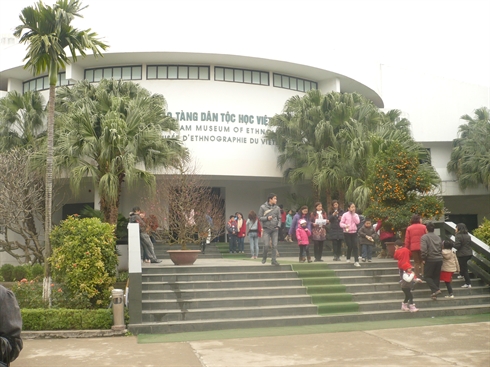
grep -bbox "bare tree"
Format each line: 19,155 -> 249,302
143,161 -> 225,250
0,149 -> 46,263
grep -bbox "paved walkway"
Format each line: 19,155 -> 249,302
15,321 -> 490,366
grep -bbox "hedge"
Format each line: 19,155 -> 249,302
21,308 -> 114,330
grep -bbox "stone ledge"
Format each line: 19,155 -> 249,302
21,329 -> 127,339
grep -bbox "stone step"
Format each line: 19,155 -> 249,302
142,286 -> 309,300
142,278 -> 304,291
141,303 -> 319,323
143,270 -> 299,282
142,294 -> 314,310
128,304 -> 490,334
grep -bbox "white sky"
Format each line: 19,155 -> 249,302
1,0 -> 489,87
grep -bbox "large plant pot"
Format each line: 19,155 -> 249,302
167,250 -> 201,265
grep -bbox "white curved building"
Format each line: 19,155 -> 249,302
0,46 -> 489,238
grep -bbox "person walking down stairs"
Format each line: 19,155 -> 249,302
400,262 -> 423,312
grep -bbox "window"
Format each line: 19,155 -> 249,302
23,72 -> 73,93
214,66 -> 269,86
84,65 -> 142,82
147,65 -> 210,80
273,73 -> 317,92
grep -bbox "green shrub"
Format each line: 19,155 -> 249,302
473,218 -> 490,245
12,265 -> 29,281
21,308 -> 114,330
0,264 -> 15,281
49,215 -> 118,308
31,264 -> 44,280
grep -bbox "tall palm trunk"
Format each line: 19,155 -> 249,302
43,80 -> 55,304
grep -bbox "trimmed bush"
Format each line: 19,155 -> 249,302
21,308 -> 114,330
31,264 -> 44,280
49,215 -> 118,308
0,264 -> 15,282
474,218 -> 490,245
12,265 -> 29,281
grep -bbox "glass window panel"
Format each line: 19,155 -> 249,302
35,78 -> 43,90
132,66 -> 142,79
252,71 -> 260,84
224,68 -> 233,81
103,68 -> 112,78
112,68 -> 121,79
94,69 -> 103,82
282,75 -> 289,89
189,66 -> 198,79
168,66 -> 178,78
305,81 -> 311,91
85,70 -> 94,82
273,74 -> 281,87
157,66 -> 167,79
290,78 -> 297,90
60,73 -> 68,86
178,66 -> 188,79
312,82 -> 317,90
23,82 -> 29,92
199,67 -> 209,79
261,72 -> 268,85
235,69 -> 243,82
147,66 -> 157,79
244,70 -> 252,83
30,80 -> 36,90
215,67 -> 224,81
297,79 -> 304,92
121,67 -> 131,79
43,76 -> 49,88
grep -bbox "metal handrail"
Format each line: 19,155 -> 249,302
436,221 -> 490,284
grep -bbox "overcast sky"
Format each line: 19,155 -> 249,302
1,0 -> 489,87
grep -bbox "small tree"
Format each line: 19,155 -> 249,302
49,215 -> 117,308
144,161 -> 225,250
0,149 -> 46,264
365,142 -> 444,235
473,218 -> 490,245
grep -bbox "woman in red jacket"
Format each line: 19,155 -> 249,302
404,214 -> 427,278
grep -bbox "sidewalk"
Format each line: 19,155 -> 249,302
15,321 -> 490,366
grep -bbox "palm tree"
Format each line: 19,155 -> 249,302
0,90 -> 46,152
14,0 -> 108,300
447,107 -> 490,190
54,79 -> 188,225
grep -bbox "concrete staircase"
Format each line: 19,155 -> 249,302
127,242 -> 490,335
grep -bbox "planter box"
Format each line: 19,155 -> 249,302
116,244 -> 128,271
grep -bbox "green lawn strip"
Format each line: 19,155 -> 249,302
137,314 -> 490,344
292,263 -> 358,314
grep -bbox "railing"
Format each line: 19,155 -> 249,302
127,223 -> 142,324
436,221 -> 490,284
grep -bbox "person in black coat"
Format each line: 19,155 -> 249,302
0,285 -> 23,366
327,200 -> 344,261
454,223 -> 473,288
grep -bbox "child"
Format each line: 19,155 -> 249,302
226,215 -> 238,253
285,209 -> 294,242
357,218 -> 378,262
400,262 -> 423,312
393,239 -> 412,280
441,239 -> 460,298
296,219 -> 312,263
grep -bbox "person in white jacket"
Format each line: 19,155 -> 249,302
400,263 -> 423,312
440,239 -> 460,298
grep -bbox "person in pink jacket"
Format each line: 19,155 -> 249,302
296,219 -> 312,263
340,202 -> 361,267
404,214 -> 427,279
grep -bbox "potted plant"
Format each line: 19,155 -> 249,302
144,160 -> 225,265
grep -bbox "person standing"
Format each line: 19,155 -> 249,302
328,200 -> 344,261
236,212 -> 246,254
310,202 -> 328,262
296,218 -> 312,263
405,214 -> 427,278
358,218 -> 378,262
246,210 -> 262,259
258,193 -> 281,266
226,215 -> 238,253
285,209 -> 294,242
340,202 -> 361,267
394,239 -> 412,280
454,223 -> 473,289
421,222 -> 443,300
376,219 -> 396,259
0,285 -> 23,366
400,263 -> 423,312
129,207 -> 161,263
440,239 -> 460,298
289,206 -> 311,242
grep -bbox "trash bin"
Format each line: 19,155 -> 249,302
111,289 -> 125,331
